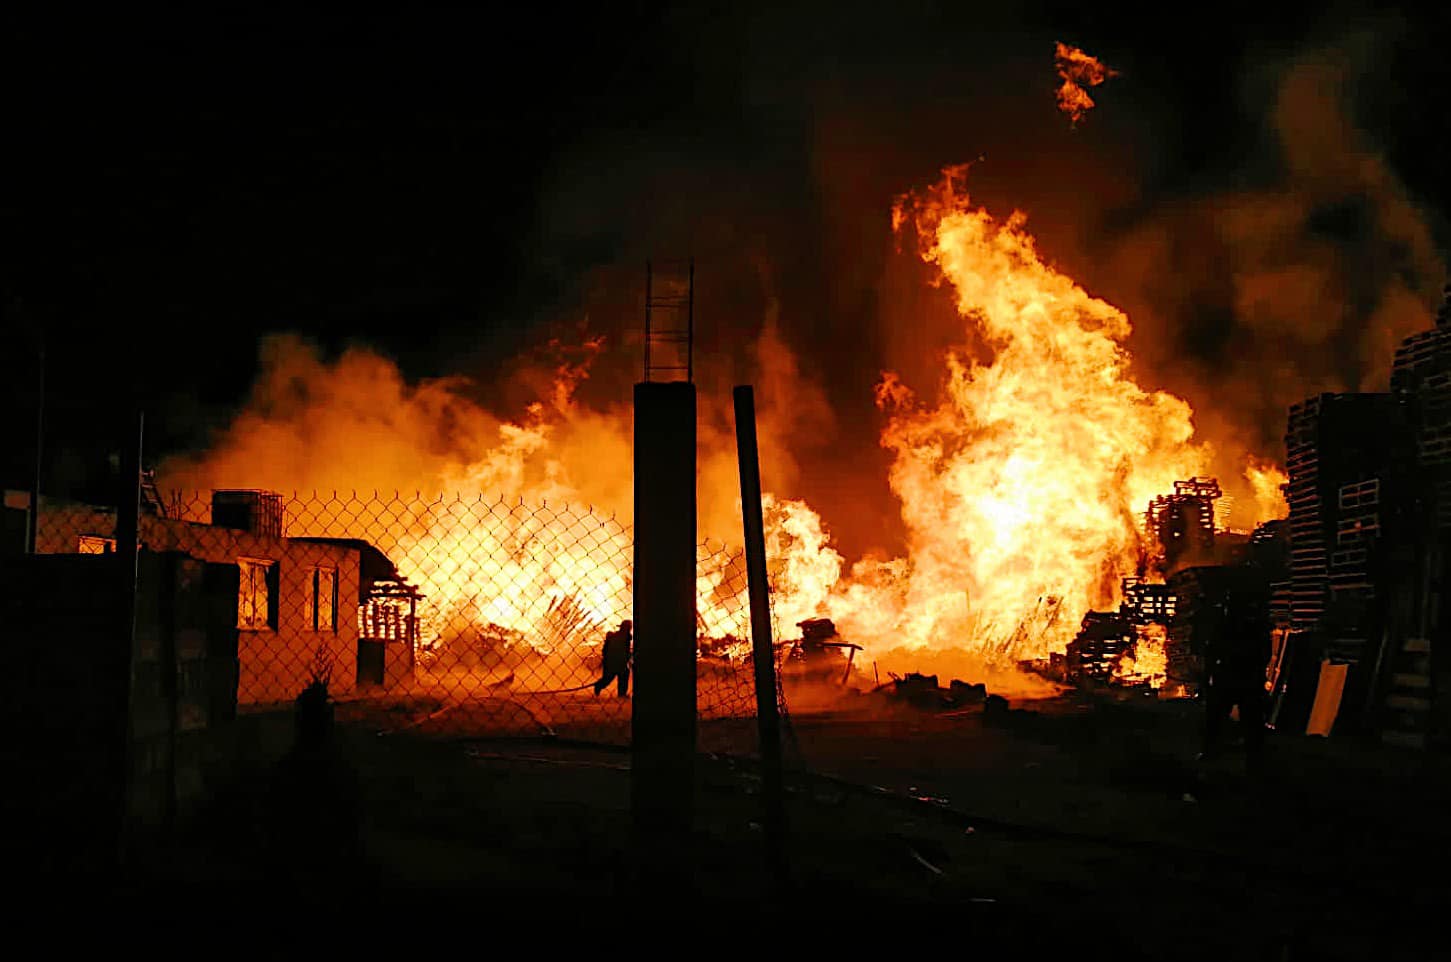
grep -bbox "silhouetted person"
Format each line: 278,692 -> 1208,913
594,620 -> 632,697
265,680 -> 363,882
1201,581 -> 1271,773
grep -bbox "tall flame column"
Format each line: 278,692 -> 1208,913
631,381 -> 697,883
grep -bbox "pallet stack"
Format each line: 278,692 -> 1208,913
1145,478 -> 1222,573
1066,611 -> 1135,683
1164,565 -> 1238,695
1280,391 -> 1415,733
1120,577 -> 1176,624
1285,396 -> 1333,644
1380,287 -> 1451,746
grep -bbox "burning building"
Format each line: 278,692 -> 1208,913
26,488 -> 421,704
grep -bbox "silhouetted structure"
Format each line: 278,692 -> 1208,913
25,488 -> 420,702
1166,565 -> 1233,695
1277,392 -> 1417,734
1381,286 -> 1451,746
1121,577 -> 1176,624
1066,610 -> 1135,683
1146,477 -> 1221,573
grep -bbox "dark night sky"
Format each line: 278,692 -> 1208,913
4,2 -> 1450,539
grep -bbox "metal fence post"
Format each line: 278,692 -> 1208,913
115,408 -> 143,863
733,384 -> 789,886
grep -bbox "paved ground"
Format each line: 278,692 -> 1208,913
102,687 -> 1451,958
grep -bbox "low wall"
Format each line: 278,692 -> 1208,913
0,550 -> 240,872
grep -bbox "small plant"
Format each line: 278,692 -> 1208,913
308,641 -> 334,689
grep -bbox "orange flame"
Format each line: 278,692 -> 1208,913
158,333 -> 841,671
1244,458 -> 1290,526
826,165 -> 1210,665
1054,41 -> 1119,126
161,166 -> 1304,696
1115,622 -> 1168,689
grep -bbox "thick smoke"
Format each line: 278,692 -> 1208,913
1097,29 -> 1445,526
158,321 -> 829,554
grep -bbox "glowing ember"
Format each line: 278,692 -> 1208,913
1054,41 -> 1119,126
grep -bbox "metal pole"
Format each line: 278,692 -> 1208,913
686,258 -> 695,385
115,407 -> 144,863
733,384 -> 789,886
28,337 -> 44,554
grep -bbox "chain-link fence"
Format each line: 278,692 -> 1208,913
31,487 -> 791,751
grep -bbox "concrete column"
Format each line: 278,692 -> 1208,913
631,381 -> 697,884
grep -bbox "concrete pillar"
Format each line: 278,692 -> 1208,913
631,381 -> 697,884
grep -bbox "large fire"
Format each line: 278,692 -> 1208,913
826,166 -> 1209,665
161,165 -> 1296,694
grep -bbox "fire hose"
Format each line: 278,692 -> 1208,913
510,681 -> 599,695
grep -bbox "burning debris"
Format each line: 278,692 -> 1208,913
875,672 -> 994,714
1146,478 -> 1222,574
786,618 -> 862,684
1053,41 -> 1119,126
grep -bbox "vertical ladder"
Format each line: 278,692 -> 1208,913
644,258 -> 694,383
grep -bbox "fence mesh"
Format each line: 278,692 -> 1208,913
33,488 -> 793,751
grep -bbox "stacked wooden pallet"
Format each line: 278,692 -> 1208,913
1066,611 -> 1135,683
1164,565 -> 1246,694
1379,295 -> 1451,746
1285,396 -> 1332,640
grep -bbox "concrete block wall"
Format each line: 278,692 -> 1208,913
0,549 -> 241,868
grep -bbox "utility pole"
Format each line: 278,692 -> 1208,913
25,305 -> 45,554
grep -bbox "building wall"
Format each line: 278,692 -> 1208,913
34,503 -> 363,706
0,551 -> 238,866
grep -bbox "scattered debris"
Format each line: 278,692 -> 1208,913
908,847 -> 946,877
787,618 -> 863,685
876,672 -> 1000,713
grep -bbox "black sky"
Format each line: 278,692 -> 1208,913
4,2 -> 1449,523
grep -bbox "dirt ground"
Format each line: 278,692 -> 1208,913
104,688 -> 1450,958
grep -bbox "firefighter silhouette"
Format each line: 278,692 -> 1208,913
594,620 -> 632,697
1201,579 -> 1271,771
